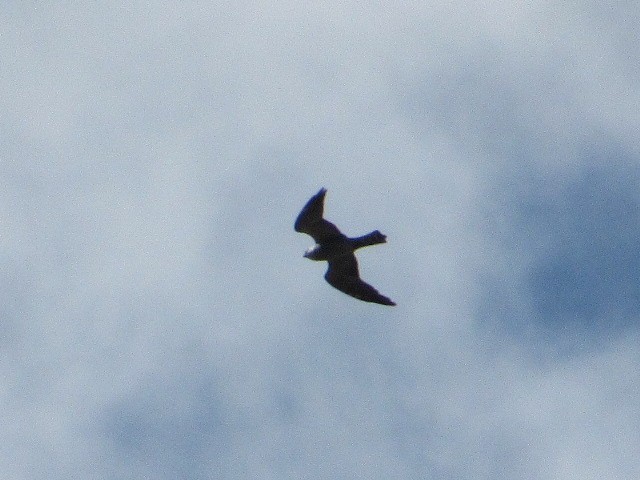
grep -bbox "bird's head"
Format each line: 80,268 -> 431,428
304,245 -> 321,260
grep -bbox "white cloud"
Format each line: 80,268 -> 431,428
1,2 -> 639,479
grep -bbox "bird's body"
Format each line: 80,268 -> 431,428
294,188 -> 395,306
303,231 -> 387,261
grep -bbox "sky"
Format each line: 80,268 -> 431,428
2,2 -> 639,479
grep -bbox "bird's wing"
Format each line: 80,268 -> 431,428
294,188 -> 344,242
325,254 -> 396,306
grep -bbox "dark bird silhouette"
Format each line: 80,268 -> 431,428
295,188 -> 395,306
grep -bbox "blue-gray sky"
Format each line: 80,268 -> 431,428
2,2 -> 639,479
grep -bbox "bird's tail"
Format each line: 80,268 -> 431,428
351,230 -> 387,250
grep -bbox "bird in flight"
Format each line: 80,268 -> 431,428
295,188 -> 395,306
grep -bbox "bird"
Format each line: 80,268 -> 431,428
294,188 -> 395,306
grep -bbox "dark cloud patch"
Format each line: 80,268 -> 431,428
526,160 -> 640,326
103,373 -> 229,478
481,145 -> 640,348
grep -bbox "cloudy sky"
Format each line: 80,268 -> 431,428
2,2 -> 639,479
